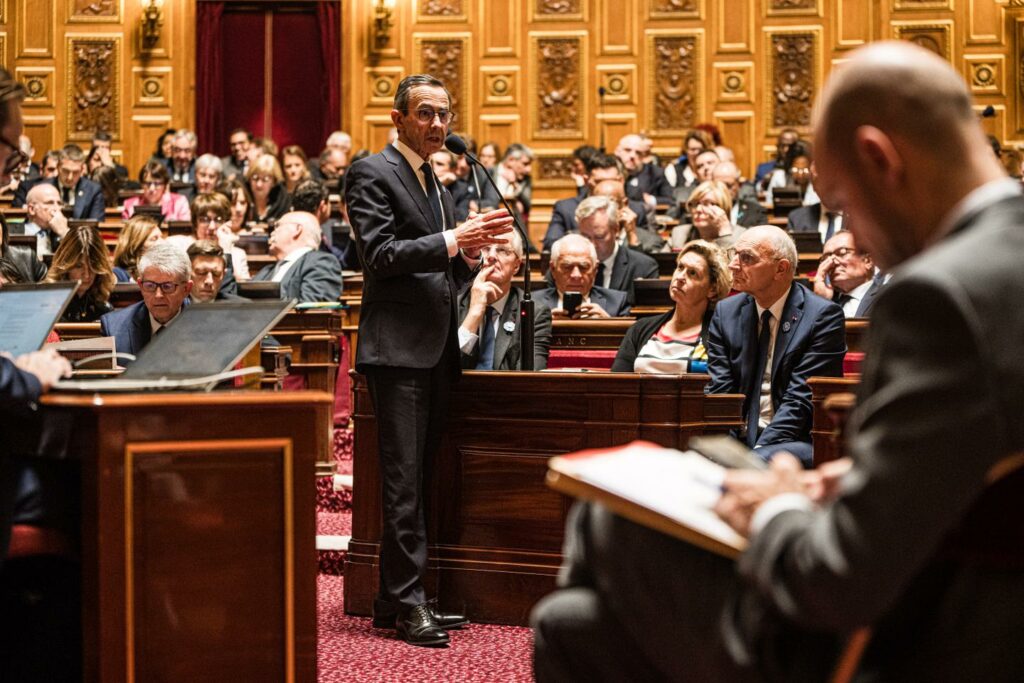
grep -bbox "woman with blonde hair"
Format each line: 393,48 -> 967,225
670,180 -> 743,255
612,240 -> 732,374
245,153 -> 291,222
112,214 -> 162,281
45,225 -> 115,322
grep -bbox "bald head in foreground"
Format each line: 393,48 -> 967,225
533,41 -> 1024,682
251,210 -> 343,302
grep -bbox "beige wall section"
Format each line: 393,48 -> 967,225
2,1 -> 1022,238
1,0 -> 194,177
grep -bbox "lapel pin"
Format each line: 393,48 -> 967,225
782,321 -> 792,333
503,321 -> 516,333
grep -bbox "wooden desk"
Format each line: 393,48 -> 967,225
551,318 -> 635,349
40,390 -> 332,683
347,371 -> 744,625
810,375 -> 860,465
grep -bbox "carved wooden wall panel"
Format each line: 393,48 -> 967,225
69,0 -> 122,23
647,31 -> 702,135
530,0 -> 585,22
534,149 -> 575,187
596,113 -> 637,151
17,0 -> 54,57
965,55 -> 1004,96
66,35 -> 120,139
836,0 -> 872,49
529,32 -> 585,139
597,64 -> 636,104
132,66 -> 170,108
22,115 -> 55,163
768,0 -> 820,17
415,34 -> 470,134
598,0 -> 635,56
967,0 -> 1003,45
15,66 -> 53,107
478,114 -> 522,150
364,66 -> 405,107
481,0 -> 519,57
765,29 -> 819,132
714,111 -> 754,174
716,0 -> 753,53
893,0 -> 951,10
417,0 -> 466,21
714,62 -> 753,103
649,0 -> 700,19
894,21 -> 953,61
481,66 -> 519,106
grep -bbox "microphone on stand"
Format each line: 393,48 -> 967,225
598,86 -> 607,152
445,133 -> 536,371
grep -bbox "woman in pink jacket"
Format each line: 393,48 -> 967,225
122,160 -> 191,222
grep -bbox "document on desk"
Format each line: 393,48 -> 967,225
546,441 -> 747,559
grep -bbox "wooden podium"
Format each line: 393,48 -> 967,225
346,371 -> 743,625
40,390 -> 332,683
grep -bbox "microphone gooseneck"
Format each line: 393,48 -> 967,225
445,133 -> 536,371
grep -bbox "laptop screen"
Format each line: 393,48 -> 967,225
0,282 -> 78,356
120,299 -> 294,380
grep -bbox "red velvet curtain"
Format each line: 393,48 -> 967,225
316,2 -> 342,146
194,2 -> 225,155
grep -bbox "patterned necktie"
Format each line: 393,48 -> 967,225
746,310 -> 773,447
476,307 -> 497,370
420,162 -> 444,229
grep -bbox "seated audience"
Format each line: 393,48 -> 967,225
569,144 -> 599,195
477,141 -> 500,171
45,225 -> 114,322
191,192 -> 249,280
222,128 -> 252,180
457,228 -> 551,371
251,210 -> 342,302
123,161 -> 191,221
86,130 -> 128,178
99,241 -> 193,361
670,180 -> 744,255
787,203 -> 843,252
612,240 -> 731,373
166,129 -> 197,184
220,177 -> 255,233
615,133 -> 673,208
147,128 -> 176,167
755,127 -> 800,187
494,143 -> 533,216
813,230 -> 882,318
14,144 -> 105,220
664,128 -> 714,188
281,145 -> 311,194
312,147 -> 348,182
0,216 -> 46,282
534,234 -> 630,319
542,153 -> 651,251
449,138 -> 501,223
0,255 -> 25,284
90,165 -> 121,208
712,161 -> 766,227
192,153 -> 224,197
765,139 -> 819,206
112,214 -> 163,281
576,195 -> 658,305
246,154 -> 291,223
706,225 -> 845,465
590,178 -> 664,254
669,148 -> 720,218
22,183 -> 69,256
187,241 -> 245,303
291,179 -> 359,271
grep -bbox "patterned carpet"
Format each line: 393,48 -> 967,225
317,574 -> 535,682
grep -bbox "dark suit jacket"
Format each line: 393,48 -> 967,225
164,159 -> 196,185
99,300 -> 152,363
607,245 -> 659,305
345,143 -> 476,371
533,285 -> 631,318
542,194 -> 652,251
705,284 -> 845,447
626,163 -> 673,205
835,278 -> 883,318
252,249 -> 343,303
1,244 -> 47,282
729,192 -> 1024,681
13,177 -> 105,220
457,286 -> 552,371
451,168 -> 501,223
735,196 -> 768,228
786,203 -> 823,236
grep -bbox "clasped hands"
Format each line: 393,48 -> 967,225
714,453 -> 852,538
454,208 -> 514,259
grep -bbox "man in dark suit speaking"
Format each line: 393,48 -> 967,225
534,42 -> 1024,682
344,74 -> 514,647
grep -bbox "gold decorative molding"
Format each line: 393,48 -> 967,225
529,31 -> 586,139
414,33 -> 470,135
66,34 -> 121,140
481,66 -> 519,106
893,0 -> 951,10
767,0 -> 820,17
535,149 -> 576,187
68,0 -> 123,23
132,65 -> 170,108
364,66 -> 405,107
15,67 -> 54,107
415,0 -> 467,22
480,0 -> 520,57
764,27 -> 821,133
965,54 -> 1004,95
648,0 -> 701,19
892,21 -> 953,61
714,61 -> 753,103
647,29 -> 703,135
529,0 -> 586,21
597,64 -> 636,104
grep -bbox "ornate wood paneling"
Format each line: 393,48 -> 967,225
714,111 -> 754,175
66,34 -> 121,140
596,113 -> 637,152
360,114 -> 397,158
478,114 -> 522,149
596,64 -> 636,104
68,0 -> 122,23
364,66 -> 405,107
530,0 -> 585,22
647,30 -> 703,135
529,32 -> 585,139
414,33 -> 470,135
764,28 -> 820,133
534,148 -> 575,187
480,0 -> 519,57
893,0 -> 951,10
767,0 -> 820,17
965,54 -> 1004,96
131,66 -> 171,108
416,0 -> 466,21
15,66 -> 54,107
21,115 -> 55,163
598,0 -> 635,56
648,0 -> 701,19
716,0 -> 754,53
714,61 -> 753,103
17,0 -> 54,57
835,0 -> 872,49
967,0 -> 1003,46
893,21 -> 953,61
481,65 -> 519,106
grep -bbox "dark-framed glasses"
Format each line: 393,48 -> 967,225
412,108 -> 455,125
819,247 -> 857,263
140,280 -> 184,294
0,134 -> 28,177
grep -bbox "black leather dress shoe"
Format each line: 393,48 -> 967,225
373,598 -> 469,630
396,604 -> 449,647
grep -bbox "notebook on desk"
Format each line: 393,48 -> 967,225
53,299 -> 296,393
0,282 -> 78,357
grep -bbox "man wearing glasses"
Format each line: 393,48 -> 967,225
536,233 -> 630,319
13,144 -> 104,220
99,242 -> 193,363
345,74 -> 514,647
812,230 -> 883,318
166,129 -> 198,185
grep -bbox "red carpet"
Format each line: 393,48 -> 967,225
317,574 -> 535,682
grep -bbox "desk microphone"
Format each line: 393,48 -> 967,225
445,133 -> 536,371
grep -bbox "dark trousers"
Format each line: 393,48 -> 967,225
364,353 -> 456,611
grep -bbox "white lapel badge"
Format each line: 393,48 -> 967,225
503,321 -> 516,333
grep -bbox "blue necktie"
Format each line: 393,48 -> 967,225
746,310 -> 773,447
824,211 -> 838,242
420,162 -> 444,229
476,307 -> 496,370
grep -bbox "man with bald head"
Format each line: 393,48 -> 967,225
590,178 -> 664,253
251,210 -> 343,302
813,230 -> 881,317
712,161 -> 767,227
534,42 -> 1024,682
614,133 -> 673,209
22,182 -> 69,256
